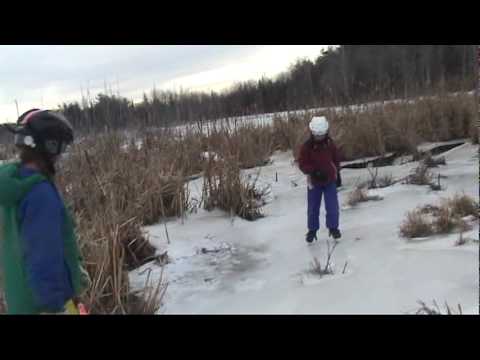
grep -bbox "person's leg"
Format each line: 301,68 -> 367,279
324,182 -> 340,231
307,185 -> 323,232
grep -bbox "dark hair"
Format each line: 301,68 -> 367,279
18,146 -> 56,178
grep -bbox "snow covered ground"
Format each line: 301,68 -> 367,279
130,140 -> 479,314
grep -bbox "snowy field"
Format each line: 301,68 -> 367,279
130,140 -> 479,314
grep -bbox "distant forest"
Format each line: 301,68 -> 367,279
1,45 -> 477,139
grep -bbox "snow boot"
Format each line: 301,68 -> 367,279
329,228 -> 341,240
306,230 -> 317,243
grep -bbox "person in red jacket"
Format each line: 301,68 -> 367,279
298,116 -> 342,243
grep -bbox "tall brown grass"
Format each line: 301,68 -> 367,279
56,131 -> 189,314
285,93 -> 476,162
201,153 -> 269,221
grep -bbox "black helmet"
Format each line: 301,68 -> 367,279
6,109 -> 74,156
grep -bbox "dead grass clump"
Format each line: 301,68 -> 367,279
399,210 -> 435,238
432,204 -> 457,234
400,194 -> 478,239
407,163 -> 434,185
309,239 -> 338,278
416,300 -> 463,315
202,155 -> 269,221
447,193 -> 478,218
347,186 -> 383,207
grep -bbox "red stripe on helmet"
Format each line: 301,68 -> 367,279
20,109 -> 44,125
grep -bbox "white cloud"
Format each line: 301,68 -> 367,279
0,45 -> 333,123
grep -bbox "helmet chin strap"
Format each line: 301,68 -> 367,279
45,157 -> 57,176
36,152 -> 58,177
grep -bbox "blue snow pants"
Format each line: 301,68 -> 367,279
307,181 -> 339,232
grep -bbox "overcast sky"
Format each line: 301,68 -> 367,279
0,45 -> 334,123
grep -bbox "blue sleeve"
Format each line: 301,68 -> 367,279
19,182 -> 65,312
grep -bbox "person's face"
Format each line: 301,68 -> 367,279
312,133 -> 327,142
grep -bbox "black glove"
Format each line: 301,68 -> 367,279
311,170 -> 328,183
336,170 -> 342,187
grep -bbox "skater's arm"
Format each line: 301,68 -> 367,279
298,143 -> 316,175
19,183 -> 66,313
331,142 -> 342,168
331,142 -> 342,186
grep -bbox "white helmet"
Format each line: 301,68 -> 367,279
309,116 -> 329,136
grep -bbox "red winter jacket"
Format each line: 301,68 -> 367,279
298,136 -> 342,186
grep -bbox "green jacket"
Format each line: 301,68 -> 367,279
0,162 -> 86,314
